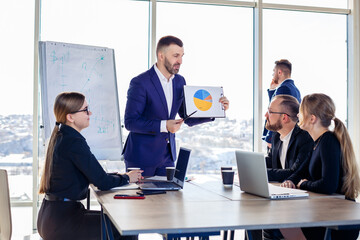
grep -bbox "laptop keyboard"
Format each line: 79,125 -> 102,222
269,184 -> 306,194
151,181 -> 176,188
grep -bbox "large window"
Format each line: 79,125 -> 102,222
0,1 -> 354,226
157,3 -> 253,172
40,0 -> 149,172
41,0 -> 149,119
0,0 -> 34,203
263,0 -> 347,9
262,10 -> 347,125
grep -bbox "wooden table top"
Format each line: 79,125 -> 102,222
187,174 -> 345,201
92,176 -> 359,236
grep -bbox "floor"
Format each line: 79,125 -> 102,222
11,205 -> 245,240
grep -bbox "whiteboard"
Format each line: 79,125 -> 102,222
39,41 -> 122,160
183,86 -> 225,118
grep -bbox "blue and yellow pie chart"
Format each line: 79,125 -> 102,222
193,89 -> 212,111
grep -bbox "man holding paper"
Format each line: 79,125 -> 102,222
123,35 -> 229,176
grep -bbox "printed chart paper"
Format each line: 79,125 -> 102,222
183,86 -> 225,118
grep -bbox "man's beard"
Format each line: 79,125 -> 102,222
265,118 -> 282,132
164,57 -> 180,75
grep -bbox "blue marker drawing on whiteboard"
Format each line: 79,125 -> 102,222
92,104 -> 116,134
50,50 -> 70,90
92,116 -> 115,134
81,56 -> 105,91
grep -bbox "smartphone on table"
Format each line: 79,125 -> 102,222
114,194 -> 145,199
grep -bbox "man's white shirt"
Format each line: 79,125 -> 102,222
279,127 -> 294,169
154,64 -> 174,133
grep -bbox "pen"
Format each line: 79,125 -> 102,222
183,110 -> 197,121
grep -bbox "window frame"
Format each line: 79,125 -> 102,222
31,0 -> 359,230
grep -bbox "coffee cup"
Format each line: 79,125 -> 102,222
166,167 -> 176,181
221,170 -> 234,186
127,167 -> 140,172
221,166 -> 233,171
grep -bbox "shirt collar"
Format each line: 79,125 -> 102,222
154,64 -> 175,82
60,124 -> 85,140
276,78 -> 292,89
280,127 -> 294,142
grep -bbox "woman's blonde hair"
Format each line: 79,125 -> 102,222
300,93 -> 360,199
39,92 -> 85,194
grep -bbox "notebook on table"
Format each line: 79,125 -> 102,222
138,147 -> 191,191
235,150 -> 308,199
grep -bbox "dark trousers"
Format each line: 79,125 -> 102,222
302,227 -> 359,240
263,227 -> 359,240
263,229 -> 283,240
246,230 -> 265,240
38,200 -> 137,240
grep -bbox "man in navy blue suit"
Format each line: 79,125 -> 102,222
122,36 -> 229,176
262,59 -> 301,148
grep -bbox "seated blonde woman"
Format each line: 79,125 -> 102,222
278,93 -> 360,240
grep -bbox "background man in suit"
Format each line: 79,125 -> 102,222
263,59 -> 301,148
123,35 -> 229,176
265,94 -> 313,182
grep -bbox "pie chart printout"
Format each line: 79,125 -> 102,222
193,89 -> 213,111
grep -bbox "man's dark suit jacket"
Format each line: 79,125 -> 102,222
266,124 -> 314,182
122,66 -> 213,171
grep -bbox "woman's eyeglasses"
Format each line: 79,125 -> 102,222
71,106 -> 90,115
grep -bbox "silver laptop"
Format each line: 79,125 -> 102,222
138,148 -> 191,191
235,150 -> 309,199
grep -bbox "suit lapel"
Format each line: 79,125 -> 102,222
287,125 -> 299,153
284,125 -> 299,168
170,76 -> 178,118
273,137 -> 282,169
150,67 -> 169,116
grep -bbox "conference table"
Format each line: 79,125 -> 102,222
91,175 -> 360,239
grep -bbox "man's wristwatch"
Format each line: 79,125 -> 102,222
122,174 -> 130,183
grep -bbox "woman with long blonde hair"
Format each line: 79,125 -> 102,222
37,92 -> 141,240
281,93 -> 360,240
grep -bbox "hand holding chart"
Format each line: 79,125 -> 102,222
183,86 -> 225,118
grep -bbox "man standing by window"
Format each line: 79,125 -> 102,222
263,59 -> 301,148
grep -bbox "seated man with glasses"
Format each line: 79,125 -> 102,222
246,94 -> 314,240
265,94 -> 314,182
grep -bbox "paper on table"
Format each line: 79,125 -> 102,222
111,183 -> 139,190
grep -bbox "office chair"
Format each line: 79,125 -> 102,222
0,169 -> 42,240
0,169 -> 12,240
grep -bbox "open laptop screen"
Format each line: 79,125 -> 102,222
173,147 -> 191,186
235,150 -> 308,199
